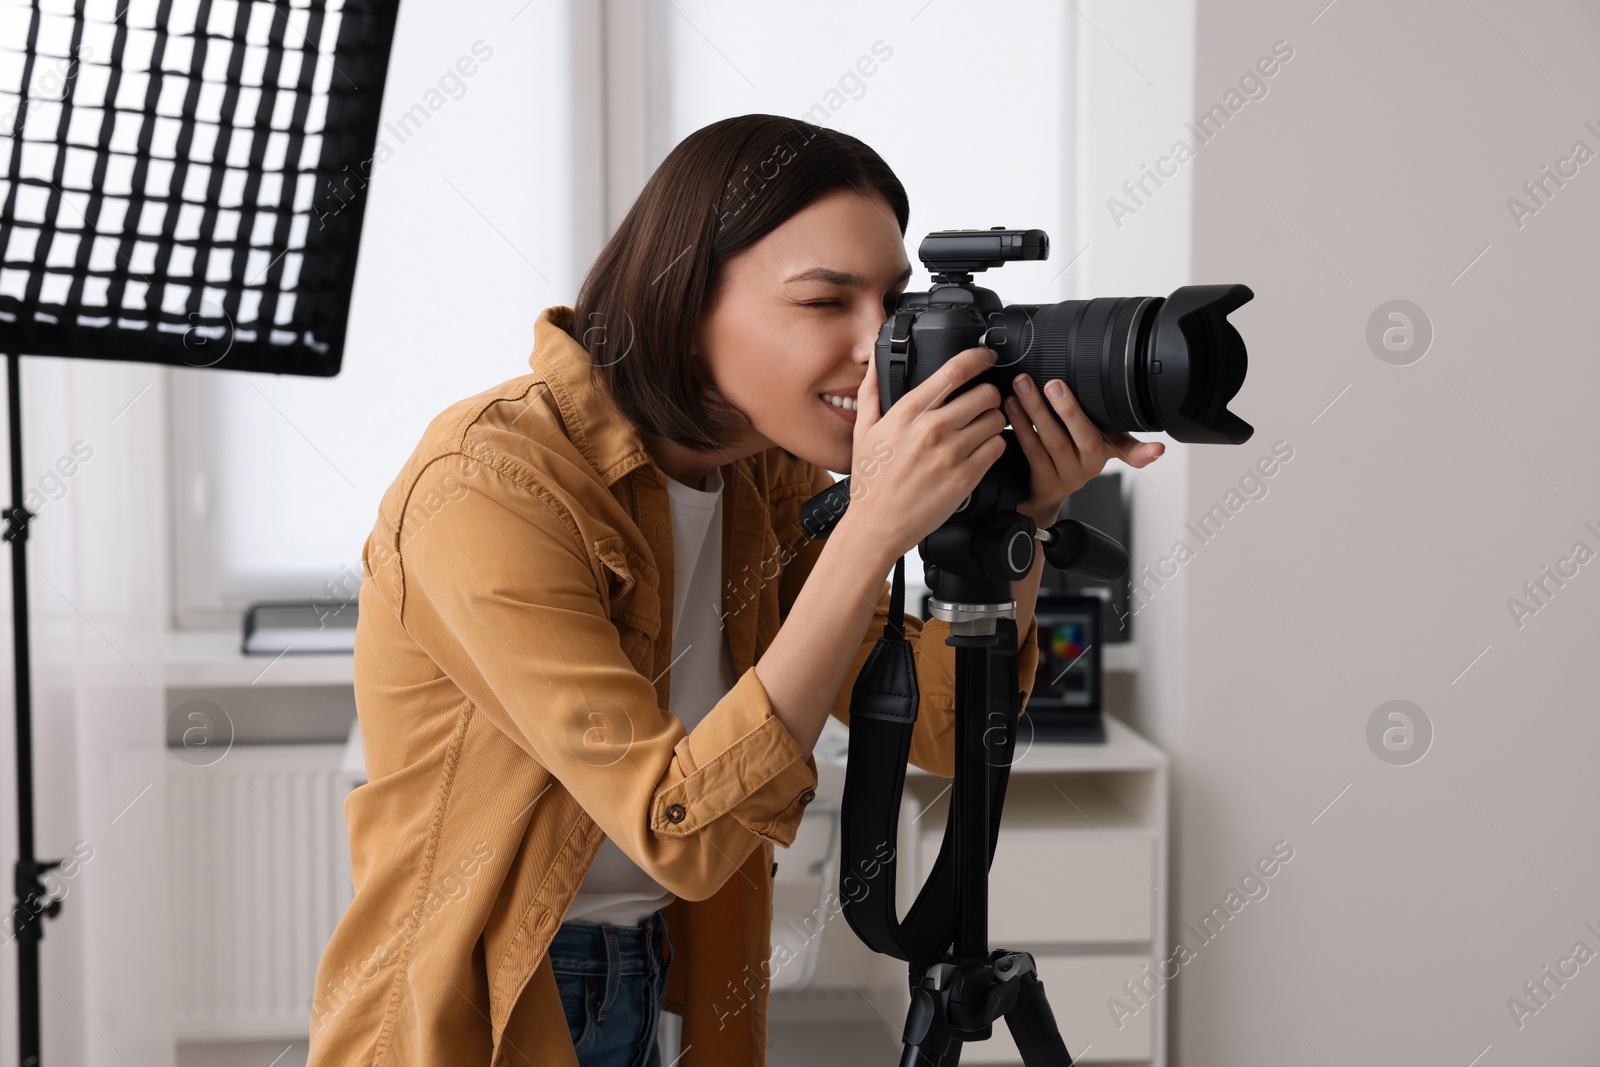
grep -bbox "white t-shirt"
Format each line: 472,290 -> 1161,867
565,464 -> 738,926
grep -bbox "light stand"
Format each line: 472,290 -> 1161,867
0,0 -> 398,1060
2,351 -> 55,1067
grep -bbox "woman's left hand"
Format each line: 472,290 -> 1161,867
1004,372 -> 1166,529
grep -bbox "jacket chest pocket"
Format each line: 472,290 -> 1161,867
593,535 -> 661,674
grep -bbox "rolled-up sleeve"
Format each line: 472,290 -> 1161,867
396,458 -> 817,903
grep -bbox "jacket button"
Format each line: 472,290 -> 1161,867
771,861 -> 779,878
666,803 -> 686,824
799,789 -> 816,806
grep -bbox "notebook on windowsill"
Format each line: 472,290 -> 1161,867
242,600 -> 358,655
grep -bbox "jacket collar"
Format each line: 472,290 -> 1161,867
529,305 -> 653,487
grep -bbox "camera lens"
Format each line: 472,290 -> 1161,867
992,283 -> 1254,444
1006,296 -> 1161,432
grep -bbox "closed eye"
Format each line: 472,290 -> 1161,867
803,293 -> 904,311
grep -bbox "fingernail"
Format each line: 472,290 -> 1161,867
1013,375 -> 1033,396
1045,380 -> 1065,401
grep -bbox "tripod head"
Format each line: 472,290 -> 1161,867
799,441 -> 1130,631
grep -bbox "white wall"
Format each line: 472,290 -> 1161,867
1164,0 -> 1600,1062
1070,0 -> 1198,809
654,0 -> 1077,295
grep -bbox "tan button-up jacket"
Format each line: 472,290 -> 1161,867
307,305 -> 1041,1066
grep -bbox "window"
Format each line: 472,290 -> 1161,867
170,0 -> 586,626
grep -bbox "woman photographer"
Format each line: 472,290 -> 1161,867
308,113 -> 1162,1067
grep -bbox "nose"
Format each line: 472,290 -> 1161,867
852,313 -> 883,368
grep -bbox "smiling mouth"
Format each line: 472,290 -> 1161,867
819,392 -> 860,412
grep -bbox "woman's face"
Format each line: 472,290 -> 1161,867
696,186 -> 912,475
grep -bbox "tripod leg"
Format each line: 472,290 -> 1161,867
901,977 -> 959,1067
1001,970 -> 1074,1066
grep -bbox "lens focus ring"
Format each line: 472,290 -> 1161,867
1071,300 -> 1120,428
1017,297 -> 1150,434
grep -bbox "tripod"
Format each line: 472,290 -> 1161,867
896,598 -> 1071,1066
801,435 -> 1127,1065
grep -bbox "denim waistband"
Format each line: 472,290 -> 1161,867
547,909 -> 671,977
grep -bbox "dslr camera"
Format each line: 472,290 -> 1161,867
871,227 -> 1253,606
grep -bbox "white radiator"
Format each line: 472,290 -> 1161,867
168,743 -> 356,1040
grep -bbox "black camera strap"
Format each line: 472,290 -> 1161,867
838,555 -> 1023,968
884,308 -> 914,397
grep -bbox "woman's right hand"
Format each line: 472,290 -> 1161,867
843,346 -> 1008,563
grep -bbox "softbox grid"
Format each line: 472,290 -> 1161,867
0,0 -> 397,376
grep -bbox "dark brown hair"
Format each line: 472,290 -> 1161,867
567,114 -> 910,454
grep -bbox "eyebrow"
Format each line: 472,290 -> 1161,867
783,264 -> 914,289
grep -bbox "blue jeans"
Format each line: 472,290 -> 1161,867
548,909 -> 674,1067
